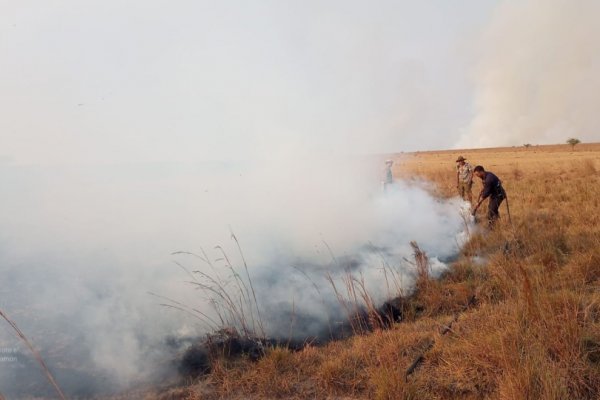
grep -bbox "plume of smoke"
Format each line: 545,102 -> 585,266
0,156 -> 469,397
457,0 -> 600,147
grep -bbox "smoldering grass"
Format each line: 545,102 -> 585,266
174,247 -> 255,332
169,235 -> 434,359
380,258 -> 392,301
169,234 -> 265,340
287,298 -> 296,348
410,241 -> 431,290
291,265 -> 334,338
326,272 -> 369,335
327,271 -> 393,335
352,274 -> 386,330
369,242 -> 407,300
173,253 -> 251,333
325,241 -> 433,335
0,308 -> 67,400
189,267 -> 258,335
171,257 -> 250,330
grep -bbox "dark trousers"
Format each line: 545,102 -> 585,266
488,195 -> 504,227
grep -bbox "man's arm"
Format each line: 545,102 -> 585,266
472,176 -> 492,214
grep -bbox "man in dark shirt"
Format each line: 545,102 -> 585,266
472,165 -> 506,227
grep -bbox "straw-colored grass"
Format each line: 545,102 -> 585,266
152,143 -> 600,400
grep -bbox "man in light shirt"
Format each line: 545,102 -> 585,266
455,156 -> 473,204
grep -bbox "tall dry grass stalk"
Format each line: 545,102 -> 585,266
410,241 -> 430,290
0,308 -> 67,400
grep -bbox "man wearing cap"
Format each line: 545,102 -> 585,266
455,156 -> 473,204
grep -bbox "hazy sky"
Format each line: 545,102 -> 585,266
1,1 -> 498,166
458,0 -> 600,147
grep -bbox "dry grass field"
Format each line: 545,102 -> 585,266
149,143 -> 600,400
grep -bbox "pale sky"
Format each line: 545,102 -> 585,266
1,1 -> 498,166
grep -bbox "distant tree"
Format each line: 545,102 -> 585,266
567,138 -> 581,150
524,143 -> 532,149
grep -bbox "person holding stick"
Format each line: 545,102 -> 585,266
471,165 -> 507,228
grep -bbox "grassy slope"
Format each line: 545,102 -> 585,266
163,143 -> 600,400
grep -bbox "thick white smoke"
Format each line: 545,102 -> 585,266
457,0 -> 600,147
0,157 -> 469,396
0,1 -> 492,396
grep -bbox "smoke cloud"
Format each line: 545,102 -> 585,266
0,1 -> 497,397
0,158 -> 469,397
457,0 -> 600,147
